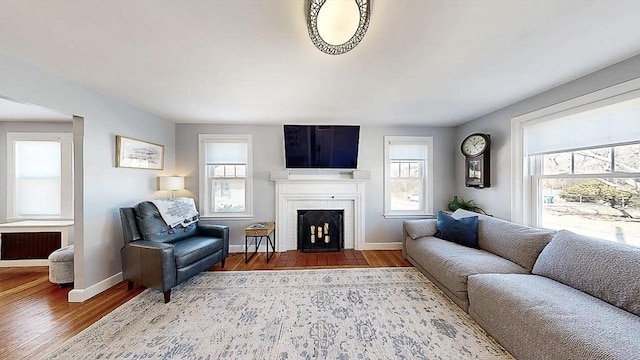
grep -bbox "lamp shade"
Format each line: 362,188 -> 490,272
158,176 -> 185,191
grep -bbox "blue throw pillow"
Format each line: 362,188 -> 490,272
435,211 -> 479,248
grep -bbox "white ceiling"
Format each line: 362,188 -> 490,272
0,0 -> 639,126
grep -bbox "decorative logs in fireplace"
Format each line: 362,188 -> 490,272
297,209 -> 344,252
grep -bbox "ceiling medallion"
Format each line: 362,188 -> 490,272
307,0 -> 371,55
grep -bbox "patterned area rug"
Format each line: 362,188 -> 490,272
42,268 -> 513,359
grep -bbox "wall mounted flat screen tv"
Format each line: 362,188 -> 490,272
284,125 -> 360,169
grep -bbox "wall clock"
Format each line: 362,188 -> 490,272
461,133 -> 491,188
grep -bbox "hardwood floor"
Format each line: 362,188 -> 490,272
0,250 -> 411,360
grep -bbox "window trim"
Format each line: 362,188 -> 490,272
198,134 -> 253,219
383,136 -> 434,218
511,77 -> 640,225
6,132 -> 74,220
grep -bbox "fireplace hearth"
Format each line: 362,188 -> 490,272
297,210 -> 344,252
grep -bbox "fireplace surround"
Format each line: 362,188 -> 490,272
271,172 -> 367,251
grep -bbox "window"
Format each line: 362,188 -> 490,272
512,78 -> 640,247
6,132 -> 73,219
384,136 -> 434,217
198,134 -> 253,218
533,143 -> 640,247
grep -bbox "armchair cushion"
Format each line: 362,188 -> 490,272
173,236 -> 225,268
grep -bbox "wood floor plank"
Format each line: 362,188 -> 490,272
0,250 -> 410,360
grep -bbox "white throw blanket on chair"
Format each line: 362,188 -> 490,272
151,197 -> 200,228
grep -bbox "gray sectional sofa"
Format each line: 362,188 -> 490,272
403,209 -> 640,360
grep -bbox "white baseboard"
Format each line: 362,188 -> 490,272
68,271 -> 123,303
0,259 -> 49,267
230,242 -> 403,252
229,244 -> 271,253
358,242 -> 403,251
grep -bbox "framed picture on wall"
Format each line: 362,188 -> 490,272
116,135 -> 164,170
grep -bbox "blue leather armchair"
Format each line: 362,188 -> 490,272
119,201 -> 229,303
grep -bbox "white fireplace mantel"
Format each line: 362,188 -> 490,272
271,172 -> 368,251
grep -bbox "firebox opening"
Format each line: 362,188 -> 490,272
297,209 -> 344,252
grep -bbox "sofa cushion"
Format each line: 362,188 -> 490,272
452,209 -> 555,271
532,229 -> 640,316
403,219 -> 437,240
468,273 -> 640,360
404,236 -> 528,311
173,236 -> 224,268
435,211 -> 478,248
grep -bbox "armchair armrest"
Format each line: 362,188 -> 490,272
197,224 -> 229,258
121,240 -> 176,292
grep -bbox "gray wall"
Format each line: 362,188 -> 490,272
0,54 -> 175,294
176,124 -> 456,246
4,47 -> 635,296
0,121 -> 73,221
454,55 -> 640,221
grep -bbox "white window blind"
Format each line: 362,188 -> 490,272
6,132 -> 73,219
205,142 -> 247,164
389,144 -> 427,160
524,93 -> 640,156
15,141 -> 62,216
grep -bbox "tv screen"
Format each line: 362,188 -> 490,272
284,125 -> 360,169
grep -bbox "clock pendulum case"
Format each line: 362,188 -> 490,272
461,133 -> 490,188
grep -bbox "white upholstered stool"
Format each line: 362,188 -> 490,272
48,244 -> 74,286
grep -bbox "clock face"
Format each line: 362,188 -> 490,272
461,134 -> 488,157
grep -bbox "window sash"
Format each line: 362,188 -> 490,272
390,160 -> 424,179
209,178 -> 247,213
541,143 -> 639,177
530,142 -> 640,247
532,174 -> 639,247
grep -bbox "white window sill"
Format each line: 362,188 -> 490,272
5,216 -> 73,222
383,214 -> 435,220
200,214 -> 254,221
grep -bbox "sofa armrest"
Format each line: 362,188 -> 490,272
403,219 -> 437,240
402,219 -> 437,258
197,224 -> 230,258
121,240 -> 176,292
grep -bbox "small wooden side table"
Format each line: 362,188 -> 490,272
245,222 -> 276,263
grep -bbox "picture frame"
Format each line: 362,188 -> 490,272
116,135 -> 164,170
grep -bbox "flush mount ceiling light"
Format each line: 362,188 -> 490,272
307,0 -> 371,55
